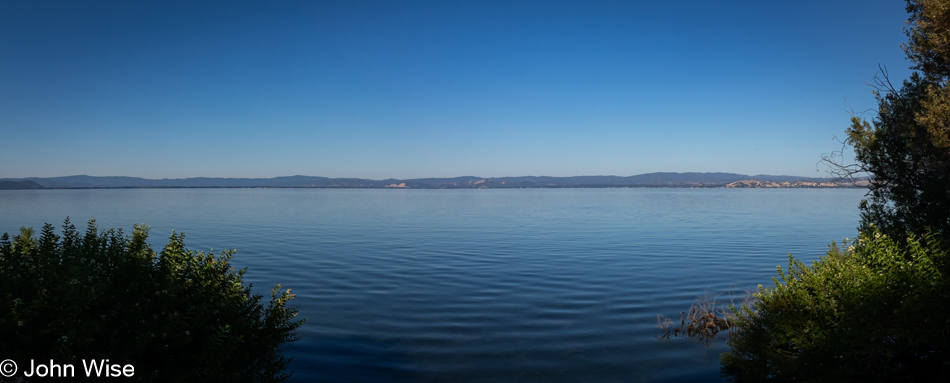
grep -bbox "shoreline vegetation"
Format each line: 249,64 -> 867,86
0,218 -> 304,382
0,173 -> 867,190
666,1 -> 950,380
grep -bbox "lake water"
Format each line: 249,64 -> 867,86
0,188 -> 866,382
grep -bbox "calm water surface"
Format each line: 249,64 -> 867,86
0,188 -> 866,382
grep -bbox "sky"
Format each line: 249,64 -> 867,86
0,0 -> 916,180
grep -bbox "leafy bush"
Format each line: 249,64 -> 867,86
0,218 -> 304,382
720,227 -> 950,382
720,2 -> 950,380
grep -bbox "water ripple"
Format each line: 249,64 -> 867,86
0,188 -> 865,382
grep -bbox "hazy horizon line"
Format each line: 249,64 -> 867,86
5,171 -> 840,180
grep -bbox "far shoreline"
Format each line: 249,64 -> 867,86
0,185 -> 867,190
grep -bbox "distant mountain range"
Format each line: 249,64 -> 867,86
0,173 -> 867,190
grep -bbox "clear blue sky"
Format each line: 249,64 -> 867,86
0,1 -> 914,179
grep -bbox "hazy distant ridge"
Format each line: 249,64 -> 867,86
0,180 -> 44,190
0,173 -> 860,190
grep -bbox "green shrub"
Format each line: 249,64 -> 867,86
720,227 -> 950,382
0,218 -> 304,382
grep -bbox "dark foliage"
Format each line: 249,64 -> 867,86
822,0 -> 950,241
846,70 -> 950,239
723,1 -> 950,380
720,229 -> 950,382
0,218 -> 304,382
